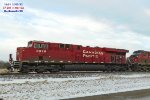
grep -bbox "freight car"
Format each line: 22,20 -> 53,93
9,40 -> 130,73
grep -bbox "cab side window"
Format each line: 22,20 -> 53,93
66,44 -> 71,48
34,43 -> 48,49
41,44 -> 48,49
34,43 -> 41,48
59,44 -> 65,48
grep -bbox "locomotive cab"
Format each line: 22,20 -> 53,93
17,40 -> 49,62
128,50 -> 150,71
128,50 -> 150,65
128,50 -> 144,64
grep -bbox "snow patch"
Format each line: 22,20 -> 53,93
1,73 -> 150,100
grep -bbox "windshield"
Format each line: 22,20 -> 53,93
28,41 -> 32,47
132,50 -> 144,56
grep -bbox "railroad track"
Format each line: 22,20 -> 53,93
0,71 -> 106,75
0,70 -> 143,76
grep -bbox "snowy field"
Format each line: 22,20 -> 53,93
1,72 -> 150,100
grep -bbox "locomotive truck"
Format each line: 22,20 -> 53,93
8,40 -> 150,73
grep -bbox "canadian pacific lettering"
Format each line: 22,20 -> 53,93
82,50 -> 103,58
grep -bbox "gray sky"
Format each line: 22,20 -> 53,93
1,0 -> 150,61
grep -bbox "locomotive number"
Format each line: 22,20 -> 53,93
36,50 -> 47,53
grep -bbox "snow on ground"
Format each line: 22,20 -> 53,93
1,73 -> 150,100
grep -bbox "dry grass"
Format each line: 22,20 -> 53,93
0,68 -> 9,74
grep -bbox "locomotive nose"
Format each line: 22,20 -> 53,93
128,55 -> 138,64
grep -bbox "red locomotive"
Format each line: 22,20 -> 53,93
9,40 -> 150,73
128,50 -> 150,71
9,40 -> 129,73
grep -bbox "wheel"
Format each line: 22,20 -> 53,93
35,69 -> 44,73
20,65 -> 29,73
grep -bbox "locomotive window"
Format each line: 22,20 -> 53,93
133,50 -> 144,56
59,44 -> 64,48
41,44 -> 48,49
41,44 -> 44,48
45,44 -> 48,49
34,43 -> 41,48
65,44 -> 71,48
39,44 -> 42,48
34,43 -> 48,49
28,41 -> 32,47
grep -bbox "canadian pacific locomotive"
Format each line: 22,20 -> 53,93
9,40 -> 150,73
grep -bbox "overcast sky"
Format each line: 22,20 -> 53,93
1,0 -> 150,61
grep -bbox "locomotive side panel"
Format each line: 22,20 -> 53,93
49,43 -> 81,63
81,47 -> 105,63
103,48 -> 128,64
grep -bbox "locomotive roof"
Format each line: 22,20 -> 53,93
133,50 -> 150,53
29,40 -> 129,52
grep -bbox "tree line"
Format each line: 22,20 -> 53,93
0,61 -> 9,68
